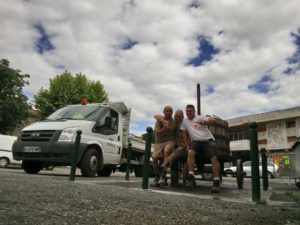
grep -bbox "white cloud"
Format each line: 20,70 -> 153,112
1,0 -> 300,135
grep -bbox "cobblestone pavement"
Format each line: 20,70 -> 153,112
0,167 -> 299,225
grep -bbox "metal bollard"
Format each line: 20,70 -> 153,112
249,122 -> 261,202
69,130 -> 82,181
261,148 -> 269,190
125,143 -> 132,180
142,127 -> 153,189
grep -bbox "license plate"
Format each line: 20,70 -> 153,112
24,146 -> 41,153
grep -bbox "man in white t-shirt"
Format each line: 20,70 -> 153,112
181,104 -> 221,193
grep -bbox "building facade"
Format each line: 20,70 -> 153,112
226,107 -> 300,168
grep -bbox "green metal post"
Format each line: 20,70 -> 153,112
142,127 -> 153,189
69,130 -> 82,181
249,122 -> 261,202
125,143 -> 132,180
261,148 -> 269,191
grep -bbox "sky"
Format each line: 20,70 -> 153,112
1,0 -> 300,135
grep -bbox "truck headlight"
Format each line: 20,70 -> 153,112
58,127 -> 79,142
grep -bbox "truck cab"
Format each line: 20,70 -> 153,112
13,102 -> 144,177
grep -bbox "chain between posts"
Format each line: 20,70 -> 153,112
69,130 -> 82,181
142,127 -> 153,189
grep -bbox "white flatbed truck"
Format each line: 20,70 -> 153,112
13,102 -> 147,177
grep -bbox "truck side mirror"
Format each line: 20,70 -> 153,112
104,116 -> 112,128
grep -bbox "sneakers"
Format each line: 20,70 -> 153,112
150,176 -> 168,187
211,179 -> 220,193
185,174 -> 196,188
160,171 -> 168,186
150,176 -> 160,187
160,177 -> 168,186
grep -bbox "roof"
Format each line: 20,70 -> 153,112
104,102 -> 129,114
227,106 -> 300,127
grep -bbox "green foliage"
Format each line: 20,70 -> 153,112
34,71 -> 109,117
0,59 -> 30,134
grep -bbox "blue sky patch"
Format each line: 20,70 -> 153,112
188,1 -> 201,9
283,67 -> 293,75
288,29 -> 300,64
120,38 -> 138,50
34,24 -> 55,54
235,108 -> 252,116
202,84 -> 215,96
248,75 -> 274,94
283,29 -> 300,75
131,121 -> 152,135
186,36 -> 219,67
54,64 -> 65,70
23,90 -> 33,100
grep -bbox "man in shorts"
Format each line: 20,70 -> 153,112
151,106 -> 176,187
181,104 -> 221,193
160,110 -> 187,187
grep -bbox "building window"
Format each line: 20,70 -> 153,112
244,131 -> 249,139
286,120 -> 296,128
229,130 -> 250,141
233,132 -> 238,140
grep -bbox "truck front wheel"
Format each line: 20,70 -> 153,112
80,148 -> 100,177
22,161 -> 43,174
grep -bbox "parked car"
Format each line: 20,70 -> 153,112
224,161 -> 279,178
0,134 -> 21,168
0,134 -> 55,170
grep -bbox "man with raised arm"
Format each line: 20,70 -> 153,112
181,104 -> 221,193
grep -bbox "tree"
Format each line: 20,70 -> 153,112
0,59 -> 30,134
34,71 -> 109,117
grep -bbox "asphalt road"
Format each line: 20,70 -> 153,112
0,167 -> 299,225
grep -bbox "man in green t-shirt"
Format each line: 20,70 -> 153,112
151,106 -> 176,187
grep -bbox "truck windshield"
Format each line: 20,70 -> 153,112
46,105 -> 105,121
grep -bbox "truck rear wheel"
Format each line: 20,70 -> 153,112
97,166 -> 112,177
134,165 -> 154,177
134,166 -> 143,177
22,161 -> 43,174
80,148 -> 100,177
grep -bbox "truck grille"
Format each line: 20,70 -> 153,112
21,130 -> 57,142
15,152 -> 69,159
